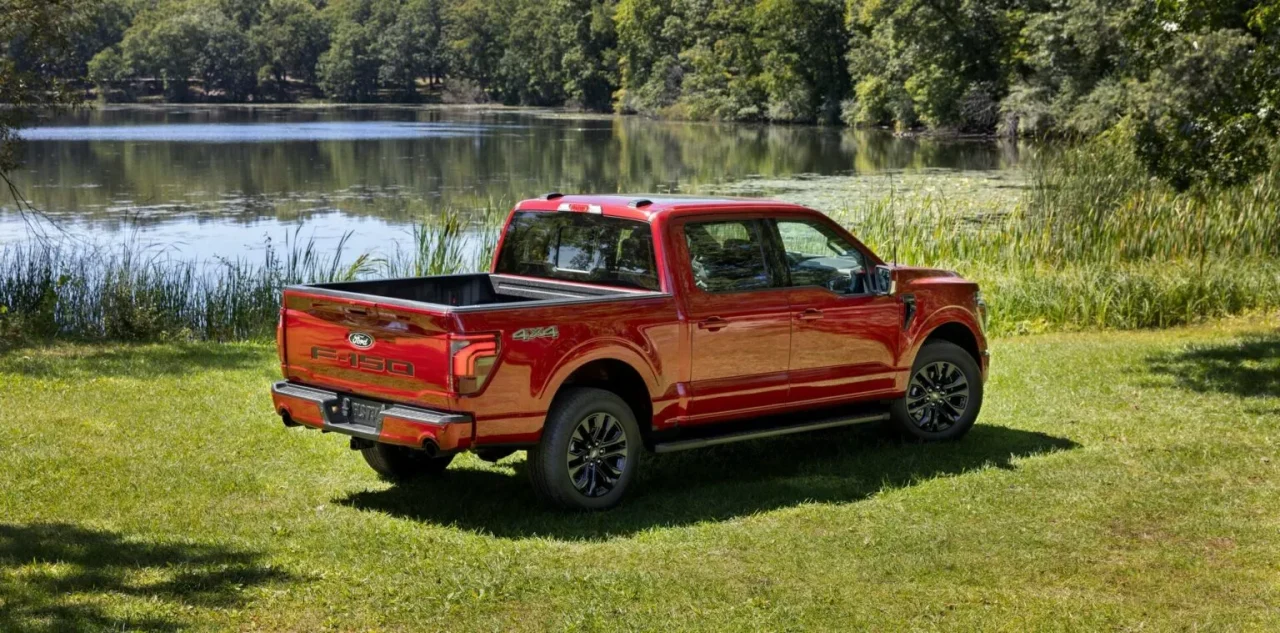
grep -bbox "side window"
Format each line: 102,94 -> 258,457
776,219 -> 867,293
683,220 -> 773,293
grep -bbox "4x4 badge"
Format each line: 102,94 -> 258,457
348,332 -> 374,349
513,326 -> 559,342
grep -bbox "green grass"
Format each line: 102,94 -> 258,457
2,318 -> 1278,631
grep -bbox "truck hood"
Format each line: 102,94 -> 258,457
889,264 -> 962,283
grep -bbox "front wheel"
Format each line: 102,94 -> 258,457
888,340 -> 984,441
527,387 -> 642,510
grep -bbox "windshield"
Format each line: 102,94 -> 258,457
494,211 -> 660,291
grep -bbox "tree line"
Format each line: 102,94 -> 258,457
5,0 -> 1280,188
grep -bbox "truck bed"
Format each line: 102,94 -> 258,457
306,273 -> 645,311
277,271 -> 668,411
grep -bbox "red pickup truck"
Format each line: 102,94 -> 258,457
271,194 -> 989,509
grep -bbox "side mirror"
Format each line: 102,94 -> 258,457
873,265 -> 896,296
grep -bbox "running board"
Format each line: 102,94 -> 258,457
652,411 -> 889,454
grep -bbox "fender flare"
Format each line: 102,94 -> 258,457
903,306 -> 985,367
536,338 -> 662,407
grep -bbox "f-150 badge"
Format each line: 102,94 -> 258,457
513,326 -> 559,342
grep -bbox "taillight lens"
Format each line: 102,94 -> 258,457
449,334 -> 499,395
276,308 -> 287,367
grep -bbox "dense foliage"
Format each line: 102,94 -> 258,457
0,1 -> 1270,134
0,0 -> 94,176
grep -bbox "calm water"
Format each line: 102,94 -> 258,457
2,106 -> 1025,263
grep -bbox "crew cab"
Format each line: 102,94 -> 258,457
271,194 -> 989,510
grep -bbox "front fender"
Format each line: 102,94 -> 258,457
903,305 -> 987,369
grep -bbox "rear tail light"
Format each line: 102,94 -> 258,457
276,308 -> 287,367
449,334 -> 499,395
557,202 -> 603,214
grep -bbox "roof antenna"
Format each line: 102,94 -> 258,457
888,171 -> 898,266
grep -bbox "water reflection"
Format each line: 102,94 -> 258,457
2,106 -> 1025,262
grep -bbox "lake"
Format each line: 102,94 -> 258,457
1,106 -> 1027,264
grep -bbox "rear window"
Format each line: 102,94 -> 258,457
494,211 -> 660,291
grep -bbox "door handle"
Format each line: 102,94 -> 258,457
697,317 -> 729,331
796,308 -> 824,321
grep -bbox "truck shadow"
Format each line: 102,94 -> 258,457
1146,331 -> 1280,400
0,523 -> 291,633
339,423 -> 1077,541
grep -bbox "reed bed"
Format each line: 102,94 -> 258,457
2,140 -> 1278,343
0,203 -> 513,342
833,137 -> 1280,334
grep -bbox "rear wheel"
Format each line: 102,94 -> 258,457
360,443 -> 454,480
888,340 -> 983,441
527,387 -> 641,510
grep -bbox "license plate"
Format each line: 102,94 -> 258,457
341,398 -> 385,428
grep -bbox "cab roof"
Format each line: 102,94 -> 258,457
513,193 -> 813,222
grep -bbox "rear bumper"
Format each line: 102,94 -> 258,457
271,381 -> 474,451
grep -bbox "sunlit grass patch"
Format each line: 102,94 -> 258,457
1,321 -> 1277,630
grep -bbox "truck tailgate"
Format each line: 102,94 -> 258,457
281,289 -> 456,404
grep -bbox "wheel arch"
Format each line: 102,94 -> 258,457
916,321 -> 983,368
547,357 -> 655,442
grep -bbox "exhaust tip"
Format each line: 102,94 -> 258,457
422,439 -> 440,457
279,409 -> 300,427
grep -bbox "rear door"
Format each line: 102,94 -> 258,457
772,216 -> 901,404
281,290 -> 456,406
675,217 -> 792,424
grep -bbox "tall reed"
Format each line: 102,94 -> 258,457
834,136 -> 1280,334
2,141 -> 1278,344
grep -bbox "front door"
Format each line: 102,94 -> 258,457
772,217 -> 902,405
678,218 -> 791,424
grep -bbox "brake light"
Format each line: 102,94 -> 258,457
449,334 -> 499,395
557,202 -> 603,214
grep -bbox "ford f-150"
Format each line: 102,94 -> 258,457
270,194 -> 989,509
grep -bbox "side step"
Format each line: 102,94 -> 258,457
652,411 -> 889,454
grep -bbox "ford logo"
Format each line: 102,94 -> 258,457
348,332 -> 374,349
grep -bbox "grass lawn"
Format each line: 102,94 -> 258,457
1,319 -> 1278,631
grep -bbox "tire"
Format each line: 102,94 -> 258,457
888,340 -> 984,441
360,443 -> 454,481
527,387 -> 642,510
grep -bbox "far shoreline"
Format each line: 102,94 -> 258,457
40,102 -> 1020,141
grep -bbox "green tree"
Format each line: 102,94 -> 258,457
754,0 -> 847,123
445,0 -> 510,92
496,1 -> 565,105
119,5 -> 207,100
677,0 -> 765,120
845,0 -> 1014,131
375,0 -> 447,98
1,0 -> 94,182
87,46 -> 129,98
197,10 -> 257,100
250,0 -> 329,86
1131,29 -> 1272,191
558,0 -> 619,111
318,19 -> 380,101
614,0 -> 684,113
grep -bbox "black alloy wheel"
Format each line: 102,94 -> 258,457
527,387 -> 642,510
566,412 -> 629,498
905,360 -> 971,432
888,340 -> 983,441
